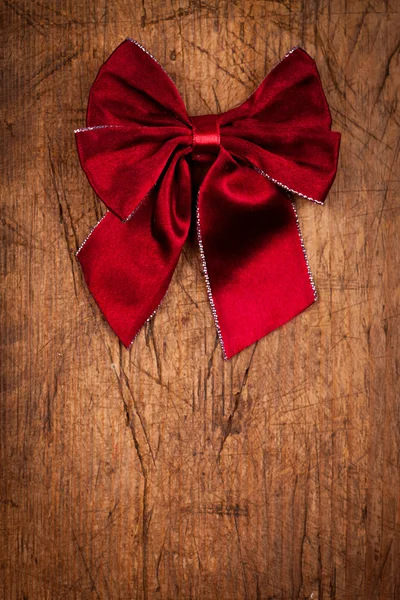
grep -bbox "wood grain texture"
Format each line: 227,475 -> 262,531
1,1 -> 399,598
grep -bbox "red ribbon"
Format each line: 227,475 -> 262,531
75,38 -> 341,359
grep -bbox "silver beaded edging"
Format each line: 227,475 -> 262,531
275,46 -> 299,67
285,46 -> 300,56
74,124 -> 123,133
253,166 -> 324,205
75,211 -> 109,257
122,203 -> 142,223
196,189 -> 228,361
288,193 -> 318,301
122,185 -> 156,223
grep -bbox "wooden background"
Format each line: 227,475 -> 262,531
1,1 -> 399,598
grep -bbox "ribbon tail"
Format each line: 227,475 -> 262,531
197,148 -> 317,360
77,149 -> 191,347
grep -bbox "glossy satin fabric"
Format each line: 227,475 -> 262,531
75,38 -> 341,359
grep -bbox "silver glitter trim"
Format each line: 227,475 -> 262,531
196,189 -> 228,361
122,202 -> 143,223
288,194 -> 318,301
285,46 -> 300,56
74,125 -> 122,133
274,46 -> 300,68
253,166 -> 324,205
122,184 -> 157,223
75,211 -> 109,257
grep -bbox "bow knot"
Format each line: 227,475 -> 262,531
191,114 -> 220,161
74,38 -> 340,359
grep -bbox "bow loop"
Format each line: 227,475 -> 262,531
87,38 -> 191,128
219,47 -> 333,127
75,124 -> 191,220
75,38 -> 194,220
219,47 -> 340,204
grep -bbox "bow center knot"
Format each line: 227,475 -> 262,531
191,114 -> 220,162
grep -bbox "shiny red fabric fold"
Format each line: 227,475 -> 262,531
75,38 -> 341,359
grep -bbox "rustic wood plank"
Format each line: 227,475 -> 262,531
1,1 -> 399,598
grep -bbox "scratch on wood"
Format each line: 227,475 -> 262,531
217,343 -> 257,460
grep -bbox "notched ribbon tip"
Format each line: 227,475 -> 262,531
73,37 -> 341,359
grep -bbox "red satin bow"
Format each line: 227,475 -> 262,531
75,38 -> 340,359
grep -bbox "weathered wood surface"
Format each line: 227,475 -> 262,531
1,1 -> 399,598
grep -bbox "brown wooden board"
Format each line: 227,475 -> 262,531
1,1 -> 399,598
